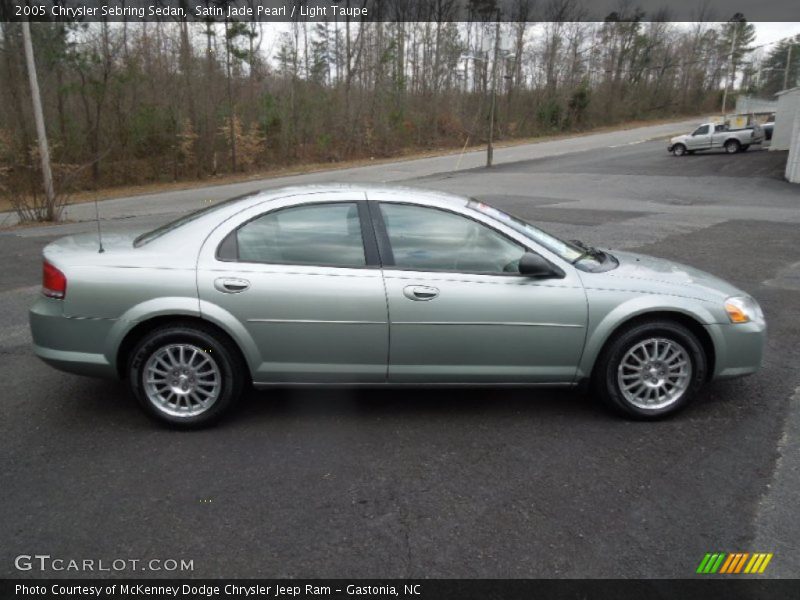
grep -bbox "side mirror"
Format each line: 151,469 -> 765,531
518,252 -> 563,279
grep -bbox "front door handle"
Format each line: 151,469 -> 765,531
403,285 -> 439,301
214,278 -> 250,294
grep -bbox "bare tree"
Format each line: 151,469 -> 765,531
22,21 -> 56,220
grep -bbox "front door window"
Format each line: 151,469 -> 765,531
379,203 -> 526,274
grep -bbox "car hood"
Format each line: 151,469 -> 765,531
591,250 -> 743,302
669,134 -> 689,145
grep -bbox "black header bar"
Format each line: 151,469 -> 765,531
4,579 -> 800,600
2,0 -> 799,23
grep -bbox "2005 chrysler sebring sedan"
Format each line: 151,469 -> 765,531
30,185 -> 766,427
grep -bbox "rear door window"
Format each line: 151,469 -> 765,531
231,203 -> 367,268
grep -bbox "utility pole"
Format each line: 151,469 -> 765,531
784,43 -> 793,90
720,22 -> 738,115
487,11 -> 501,168
22,21 -> 56,220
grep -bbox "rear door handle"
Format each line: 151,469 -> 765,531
214,278 -> 250,294
403,285 -> 439,301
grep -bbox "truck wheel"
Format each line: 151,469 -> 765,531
724,139 -> 740,154
672,144 -> 687,157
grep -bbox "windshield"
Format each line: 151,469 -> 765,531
467,200 -> 585,262
133,193 -> 257,247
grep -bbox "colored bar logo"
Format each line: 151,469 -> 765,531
696,553 -> 773,574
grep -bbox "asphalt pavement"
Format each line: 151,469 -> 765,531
2,126 -> 799,579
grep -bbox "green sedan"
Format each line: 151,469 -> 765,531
29,185 -> 766,427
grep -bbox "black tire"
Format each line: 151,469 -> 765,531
128,322 -> 245,428
672,144 -> 687,157
724,139 -> 740,154
593,320 -> 707,420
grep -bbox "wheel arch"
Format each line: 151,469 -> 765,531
582,310 -> 716,384
115,315 -> 254,382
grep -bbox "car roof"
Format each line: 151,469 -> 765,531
243,183 -> 468,205
205,183 -> 469,220
138,184 -> 470,248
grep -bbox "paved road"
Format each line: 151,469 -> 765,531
0,118 -> 699,229
2,131 -> 799,579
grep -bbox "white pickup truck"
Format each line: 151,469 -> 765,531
667,122 -> 764,156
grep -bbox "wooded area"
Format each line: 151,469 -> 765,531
0,4 -> 793,220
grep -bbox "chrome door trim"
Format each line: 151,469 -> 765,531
392,321 -> 584,327
247,318 -> 387,324
253,381 -> 578,389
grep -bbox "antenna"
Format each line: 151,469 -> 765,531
93,194 -> 105,253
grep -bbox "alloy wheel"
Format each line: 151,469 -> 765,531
617,337 -> 692,410
143,343 -> 221,417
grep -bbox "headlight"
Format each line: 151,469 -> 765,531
724,296 -> 763,324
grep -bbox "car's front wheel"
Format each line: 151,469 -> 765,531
594,320 -> 707,419
672,144 -> 687,156
128,322 -> 245,428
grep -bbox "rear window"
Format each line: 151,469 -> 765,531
133,193 -> 257,247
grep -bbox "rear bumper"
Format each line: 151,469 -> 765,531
705,320 -> 767,380
29,296 -> 117,379
33,344 -> 115,378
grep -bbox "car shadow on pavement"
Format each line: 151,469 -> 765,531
63,375 -> 738,429
235,386 -> 603,423
59,376 -> 617,431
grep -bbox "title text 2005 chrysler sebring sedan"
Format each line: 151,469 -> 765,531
30,185 -> 766,427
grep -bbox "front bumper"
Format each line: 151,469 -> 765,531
29,296 -> 117,378
705,319 -> 767,380
667,144 -> 675,152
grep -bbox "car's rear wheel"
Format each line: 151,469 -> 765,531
128,323 -> 245,428
672,144 -> 687,156
725,139 -> 741,154
594,320 -> 707,419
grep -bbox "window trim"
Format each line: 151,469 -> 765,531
370,201 -> 563,279
214,200 -> 380,269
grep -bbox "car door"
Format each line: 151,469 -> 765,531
687,124 -> 712,150
368,197 -> 587,384
197,194 -> 388,383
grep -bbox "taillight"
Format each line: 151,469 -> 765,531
42,261 -> 67,299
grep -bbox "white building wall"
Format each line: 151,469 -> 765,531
785,103 -> 800,183
735,95 -> 778,115
771,88 -> 800,151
